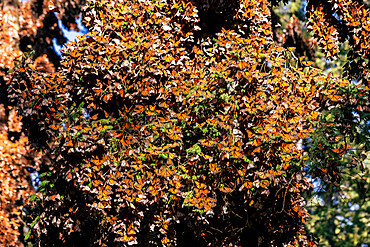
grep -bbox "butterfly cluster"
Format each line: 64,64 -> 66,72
7,0 -> 369,246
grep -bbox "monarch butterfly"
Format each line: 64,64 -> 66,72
204,197 -> 216,211
242,181 -> 253,189
200,139 -> 215,147
231,150 -> 243,159
195,181 -> 206,189
167,132 -> 181,140
149,149 -> 161,155
176,113 -> 188,120
223,147 -> 236,155
161,237 -> 170,244
260,180 -> 269,188
193,46 -> 202,55
92,180 -> 100,187
160,168 -> 175,177
219,186 -> 233,193
169,188 -> 180,194
195,201 -> 205,209
121,234 -> 135,242
66,172 -> 73,180
92,202 -> 107,210
168,152 -> 177,159
205,118 -> 218,126
209,163 -> 220,174
187,197 -> 197,205
237,169 -> 246,177
65,138 -> 74,147
48,0 -> 59,12
50,124 -> 60,130
302,60 -> 314,66
327,94 -> 341,102
163,55 -> 173,63
238,61 -> 248,69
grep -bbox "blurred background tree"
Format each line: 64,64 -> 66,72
306,159 -> 369,246
0,0 -> 85,245
273,0 -> 370,246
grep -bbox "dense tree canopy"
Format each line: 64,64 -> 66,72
3,0 -> 370,246
306,161 -> 369,246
